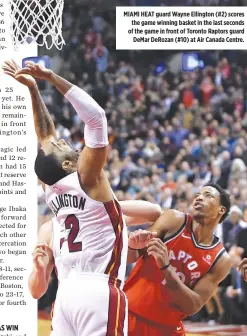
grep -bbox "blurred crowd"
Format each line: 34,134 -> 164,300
37,2 -> 247,326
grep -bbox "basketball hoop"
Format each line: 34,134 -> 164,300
8,0 -> 65,50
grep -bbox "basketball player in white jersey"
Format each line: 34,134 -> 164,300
2,60 -> 158,335
29,200 -> 161,299
29,201 -> 160,335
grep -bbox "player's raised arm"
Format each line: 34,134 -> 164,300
120,200 -> 162,226
2,60 -> 56,145
28,221 -> 54,299
16,62 -> 108,187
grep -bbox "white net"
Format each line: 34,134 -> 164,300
9,0 -> 65,50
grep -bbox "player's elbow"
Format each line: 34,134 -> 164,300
87,107 -> 106,128
183,300 -> 202,316
30,291 -> 42,300
174,294 -> 202,316
152,204 -> 162,220
144,203 -> 162,223
186,305 -> 201,316
28,286 -> 45,300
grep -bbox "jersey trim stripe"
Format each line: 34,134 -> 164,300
209,247 -> 226,270
106,279 -> 126,336
111,201 -> 124,278
191,229 -> 220,250
50,301 -> 55,320
104,200 -> 124,278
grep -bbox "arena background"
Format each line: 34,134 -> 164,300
36,1 -> 247,335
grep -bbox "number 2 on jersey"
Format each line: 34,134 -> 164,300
60,214 -> 82,253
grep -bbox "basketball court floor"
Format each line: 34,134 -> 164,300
38,311 -> 247,336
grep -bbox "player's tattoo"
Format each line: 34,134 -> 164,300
29,85 -> 56,141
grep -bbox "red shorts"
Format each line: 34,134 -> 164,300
128,311 -> 185,336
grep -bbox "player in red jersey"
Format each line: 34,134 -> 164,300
124,183 -> 232,336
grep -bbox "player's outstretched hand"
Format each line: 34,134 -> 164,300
238,258 -> 247,282
15,61 -> 52,81
2,59 -> 36,88
128,230 -> 157,250
32,242 -> 49,272
147,238 -> 170,269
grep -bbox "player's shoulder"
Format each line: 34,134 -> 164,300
215,250 -> 231,269
211,250 -> 231,281
154,209 -> 186,234
162,209 -> 186,225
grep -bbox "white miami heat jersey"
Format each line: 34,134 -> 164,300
46,172 -> 128,283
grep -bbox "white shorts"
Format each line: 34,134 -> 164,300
51,271 -> 128,336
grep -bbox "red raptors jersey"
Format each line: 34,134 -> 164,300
124,214 -> 226,326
